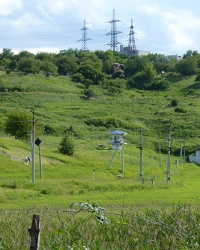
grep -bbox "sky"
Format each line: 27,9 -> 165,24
0,0 -> 200,56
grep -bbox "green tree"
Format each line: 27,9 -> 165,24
59,133 -> 75,156
78,51 -> 102,71
183,50 -> 198,59
41,60 -> 58,77
128,62 -> 156,89
5,110 -> 32,140
175,57 -> 197,76
17,50 -> 35,59
124,55 -> 150,77
78,64 -> 104,85
195,73 -> 200,82
35,52 -> 56,62
18,57 -> 41,74
56,55 -> 78,75
0,48 -> 14,70
71,73 -> 84,83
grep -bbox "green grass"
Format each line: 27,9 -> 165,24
0,72 -> 200,210
1,72 -> 200,248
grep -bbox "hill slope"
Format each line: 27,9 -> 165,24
0,72 -> 200,209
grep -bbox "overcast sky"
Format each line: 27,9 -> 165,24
0,0 -> 200,56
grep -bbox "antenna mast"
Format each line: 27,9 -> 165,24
128,19 -> 136,49
78,20 -> 92,51
106,9 -> 122,52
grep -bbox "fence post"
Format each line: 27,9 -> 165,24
28,214 -> 41,250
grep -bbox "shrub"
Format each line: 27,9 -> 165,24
59,132 -> 75,156
171,99 -> 178,106
174,107 -> 186,113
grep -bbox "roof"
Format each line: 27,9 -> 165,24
109,130 -> 127,135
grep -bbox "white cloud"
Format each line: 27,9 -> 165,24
35,0 -> 82,15
0,0 -> 23,15
164,10 -> 200,53
0,0 -> 200,55
137,4 -> 160,15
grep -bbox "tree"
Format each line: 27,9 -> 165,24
195,73 -> 200,82
183,50 -> 198,59
5,110 -> 32,140
56,55 -> 78,75
18,57 -> 41,74
59,132 -> 75,156
175,57 -> 197,76
41,60 -> 58,77
127,62 -> 156,89
17,50 -> 35,59
78,64 -> 104,85
0,48 -> 14,70
124,55 -> 150,77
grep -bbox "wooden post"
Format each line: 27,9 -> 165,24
28,214 -> 41,250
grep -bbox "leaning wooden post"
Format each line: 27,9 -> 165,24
28,214 -> 41,250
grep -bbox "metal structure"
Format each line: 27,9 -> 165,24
107,130 -> 127,174
167,119 -> 172,182
128,19 -> 136,50
78,20 -> 92,51
106,9 -> 122,51
31,109 -> 35,184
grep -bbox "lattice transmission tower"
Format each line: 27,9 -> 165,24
106,9 -> 122,52
128,19 -> 136,50
78,20 -> 92,51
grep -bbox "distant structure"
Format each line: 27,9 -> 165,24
107,130 -> 127,174
106,9 -> 122,52
109,130 -> 127,150
120,19 -> 150,56
78,20 -> 92,51
189,150 -> 200,165
166,54 -> 182,60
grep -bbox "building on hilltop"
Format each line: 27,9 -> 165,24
166,54 -> 182,60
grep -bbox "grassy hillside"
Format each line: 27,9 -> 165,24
0,71 -> 200,211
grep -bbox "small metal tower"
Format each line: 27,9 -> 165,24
78,20 -> 92,51
106,9 -> 122,52
128,19 -> 136,50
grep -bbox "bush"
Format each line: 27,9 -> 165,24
171,99 -> 178,107
84,88 -> 97,98
174,107 -> 186,113
59,133 -> 75,156
5,110 -> 32,140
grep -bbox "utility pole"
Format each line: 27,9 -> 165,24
167,120 -> 171,182
31,109 -> 35,183
39,141 -> 42,179
78,20 -> 92,51
122,143 -> 124,174
35,137 -> 42,179
184,138 -> 186,164
180,139 -> 182,164
139,128 -> 143,177
106,9 -> 122,51
158,135 -> 162,167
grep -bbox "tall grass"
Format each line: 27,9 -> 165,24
0,204 -> 199,249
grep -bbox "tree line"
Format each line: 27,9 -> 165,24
1,48 -> 200,94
